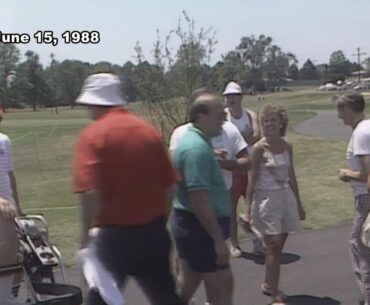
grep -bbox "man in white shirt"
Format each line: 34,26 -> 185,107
222,81 -> 264,256
0,112 -> 23,305
336,91 -> 370,305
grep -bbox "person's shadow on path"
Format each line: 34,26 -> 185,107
283,295 -> 340,305
241,252 -> 300,265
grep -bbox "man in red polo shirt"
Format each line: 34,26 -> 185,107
73,73 -> 184,305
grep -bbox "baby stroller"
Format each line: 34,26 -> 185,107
12,214 -> 82,305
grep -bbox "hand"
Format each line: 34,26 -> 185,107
214,239 -> 229,267
0,198 -> 17,220
238,212 -> 253,233
214,148 -> 227,160
298,204 -> 306,221
338,169 -> 350,182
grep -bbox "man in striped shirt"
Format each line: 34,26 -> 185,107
0,111 -> 23,305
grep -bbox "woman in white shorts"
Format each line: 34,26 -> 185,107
243,104 -> 305,305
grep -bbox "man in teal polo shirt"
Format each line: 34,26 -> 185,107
171,92 -> 234,305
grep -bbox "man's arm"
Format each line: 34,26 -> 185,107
243,110 -> 260,145
218,148 -> 251,171
0,197 -> 17,220
339,155 -> 370,183
78,189 -> 101,249
8,171 -> 22,215
189,190 -> 229,266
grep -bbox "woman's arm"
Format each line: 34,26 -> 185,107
245,142 -> 264,221
287,142 -> 305,220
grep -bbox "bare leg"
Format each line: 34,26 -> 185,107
264,233 -> 288,297
203,267 -> 233,305
229,199 -> 241,257
177,258 -> 202,303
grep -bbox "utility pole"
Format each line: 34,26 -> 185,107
352,47 -> 366,82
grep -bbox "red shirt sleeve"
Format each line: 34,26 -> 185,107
72,133 -> 100,193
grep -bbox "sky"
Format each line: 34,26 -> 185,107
1,0 -> 370,68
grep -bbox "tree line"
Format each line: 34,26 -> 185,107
0,14 -> 368,112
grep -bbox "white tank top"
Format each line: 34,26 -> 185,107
256,148 -> 290,190
225,108 -> 251,133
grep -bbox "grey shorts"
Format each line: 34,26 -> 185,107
251,188 -> 301,235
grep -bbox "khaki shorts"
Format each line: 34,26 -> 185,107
251,188 -> 301,235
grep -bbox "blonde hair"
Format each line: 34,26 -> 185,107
259,103 -> 288,136
334,90 -> 365,113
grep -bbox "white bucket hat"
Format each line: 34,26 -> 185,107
76,73 -> 127,106
222,81 -> 242,96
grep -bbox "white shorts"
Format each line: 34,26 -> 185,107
251,188 -> 301,235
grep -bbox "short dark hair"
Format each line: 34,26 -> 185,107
334,90 -> 365,113
188,92 -> 219,123
189,88 -> 214,104
189,100 -> 211,123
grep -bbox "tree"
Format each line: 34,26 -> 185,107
264,46 -> 297,87
234,35 -> 297,91
287,63 -> 299,80
121,61 -> 139,102
52,60 -> 91,107
328,50 -> 353,79
208,51 -> 245,91
134,11 -> 217,138
12,50 -> 52,111
299,59 -> 319,80
92,61 -> 122,74
236,35 -> 272,89
42,53 -> 59,113
0,43 -> 20,111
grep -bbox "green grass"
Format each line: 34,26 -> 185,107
2,108 -> 88,264
2,88 -> 369,265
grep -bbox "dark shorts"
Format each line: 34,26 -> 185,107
170,209 -> 230,273
87,216 -> 184,305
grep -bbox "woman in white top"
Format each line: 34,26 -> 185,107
242,104 -> 305,305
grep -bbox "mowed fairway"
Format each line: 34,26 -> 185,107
1,87 -> 369,265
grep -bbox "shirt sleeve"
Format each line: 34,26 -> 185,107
169,124 -> 189,152
72,134 -> 100,193
157,141 -> 177,187
352,130 -> 370,156
229,123 -> 248,156
4,137 -> 14,172
182,148 -> 212,191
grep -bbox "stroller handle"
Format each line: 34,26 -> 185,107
17,214 -> 48,226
